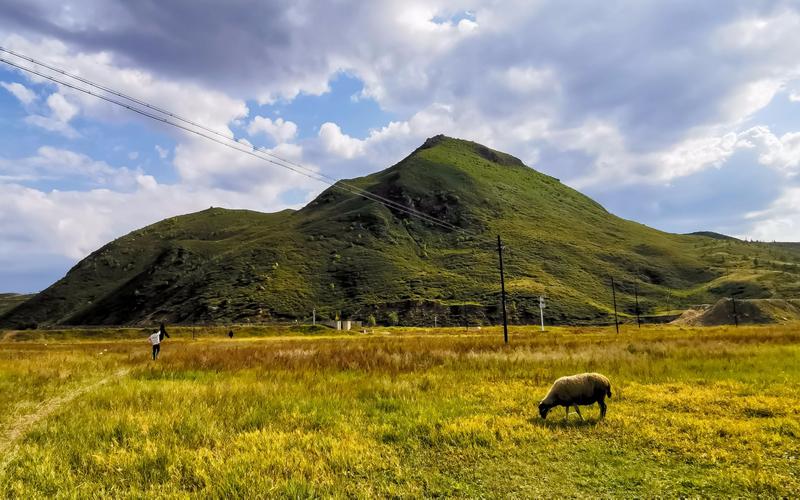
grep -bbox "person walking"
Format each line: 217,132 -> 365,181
148,329 -> 161,360
159,322 -> 170,341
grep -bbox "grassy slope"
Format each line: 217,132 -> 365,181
2,136 -> 800,327
1,325 -> 799,496
0,295 -> 34,316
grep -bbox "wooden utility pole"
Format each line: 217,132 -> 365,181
634,282 -> 641,329
611,277 -> 619,334
497,235 -> 509,344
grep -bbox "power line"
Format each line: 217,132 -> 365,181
1,50 -> 525,339
0,47 -> 466,233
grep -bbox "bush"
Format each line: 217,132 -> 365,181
387,311 -> 399,326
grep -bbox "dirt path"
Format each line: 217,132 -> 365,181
0,368 -> 129,473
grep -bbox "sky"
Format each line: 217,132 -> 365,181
1,0 -> 799,293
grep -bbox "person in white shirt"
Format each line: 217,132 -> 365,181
148,330 -> 161,360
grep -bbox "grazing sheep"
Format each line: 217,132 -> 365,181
538,373 -> 612,421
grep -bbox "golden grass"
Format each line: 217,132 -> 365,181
1,324 -> 799,497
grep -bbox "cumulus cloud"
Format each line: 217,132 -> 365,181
173,135 -> 319,194
1,35 -> 249,135
0,0 -> 481,104
746,187 -> 800,242
246,116 -> 298,143
0,146 -> 141,188
1,80 -> 35,104
318,122 -> 367,159
3,1 -> 798,179
24,92 -> 79,137
154,145 -> 169,159
737,126 -> 800,175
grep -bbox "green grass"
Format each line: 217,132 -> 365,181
1,324 -> 799,497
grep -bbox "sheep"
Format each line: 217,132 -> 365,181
538,372 -> 612,421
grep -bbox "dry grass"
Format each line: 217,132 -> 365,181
1,324 -> 799,497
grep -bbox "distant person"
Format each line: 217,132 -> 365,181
148,329 -> 161,360
159,322 -> 170,341
149,323 -> 170,360
228,329 -> 234,339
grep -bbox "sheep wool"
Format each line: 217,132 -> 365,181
538,372 -> 612,420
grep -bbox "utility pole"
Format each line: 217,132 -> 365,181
634,282 -> 641,329
539,296 -> 546,332
611,277 -> 619,334
731,296 -> 738,327
434,314 -> 437,328
497,235 -> 509,344
312,308 -> 316,326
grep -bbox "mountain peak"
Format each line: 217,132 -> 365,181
412,134 -> 526,168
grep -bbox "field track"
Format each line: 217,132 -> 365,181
0,368 -> 129,472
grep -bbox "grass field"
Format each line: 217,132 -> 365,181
1,324 -> 799,497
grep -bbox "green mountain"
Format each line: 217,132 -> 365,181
3,135 -> 800,328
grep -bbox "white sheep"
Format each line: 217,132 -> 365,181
538,372 -> 612,421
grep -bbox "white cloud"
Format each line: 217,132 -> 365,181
648,133 -> 739,180
637,125 -> 800,185
46,92 -> 78,122
154,145 -> 169,159
745,187 -> 800,242
791,92 -> 800,102
0,146 -> 141,189
718,79 -> 784,125
1,81 -> 36,105
173,135 -> 322,195
23,92 -> 80,137
500,66 -> 558,95
318,122 -> 367,159
246,116 -> 298,143
736,126 -> 800,174
2,35 -> 249,135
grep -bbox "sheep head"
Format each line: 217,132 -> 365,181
538,401 -> 551,419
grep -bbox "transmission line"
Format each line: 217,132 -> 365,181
0,47 -> 466,233
0,50 -> 527,338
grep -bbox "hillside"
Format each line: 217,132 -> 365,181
0,294 -> 35,316
673,298 -> 800,326
2,135 -> 800,328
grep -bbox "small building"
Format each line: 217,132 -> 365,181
321,320 -> 363,331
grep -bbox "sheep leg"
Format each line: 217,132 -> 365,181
564,406 -> 569,421
574,405 -> 584,421
599,399 -> 607,419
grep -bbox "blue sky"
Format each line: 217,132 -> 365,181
1,0 -> 799,292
